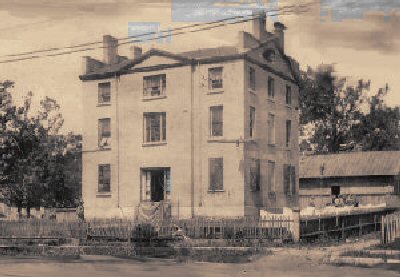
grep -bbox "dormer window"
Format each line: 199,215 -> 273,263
143,74 -> 166,98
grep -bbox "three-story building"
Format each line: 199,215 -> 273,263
80,13 -> 300,219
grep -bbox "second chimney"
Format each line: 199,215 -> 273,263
274,22 -> 286,53
252,11 -> 266,41
130,46 -> 142,60
103,35 -> 118,64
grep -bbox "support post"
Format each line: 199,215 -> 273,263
292,207 -> 300,243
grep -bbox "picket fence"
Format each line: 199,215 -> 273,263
381,213 -> 400,244
0,215 -> 294,242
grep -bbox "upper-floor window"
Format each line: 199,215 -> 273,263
249,67 -> 256,91
286,85 -> 292,105
250,106 -> 256,138
268,77 -> 275,99
210,106 -> 223,137
286,120 -> 292,147
267,113 -> 275,144
208,67 -> 223,90
209,158 -> 223,191
143,74 -> 166,97
98,118 -> 111,148
250,159 -> 260,191
98,164 -> 111,193
143,112 -> 166,143
98,82 -> 111,104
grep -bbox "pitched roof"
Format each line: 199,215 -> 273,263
79,44 -> 297,84
300,151 -> 400,178
180,46 -> 239,59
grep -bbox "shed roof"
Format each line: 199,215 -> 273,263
300,151 -> 400,178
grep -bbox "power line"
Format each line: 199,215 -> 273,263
0,2 -> 313,59
0,2 -> 315,64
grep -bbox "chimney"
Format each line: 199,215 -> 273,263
252,10 -> 267,41
82,56 -> 92,75
103,35 -> 118,64
130,46 -> 142,60
274,22 -> 286,53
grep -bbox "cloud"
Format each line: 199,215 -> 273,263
320,0 -> 400,21
314,14 -> 400,54
0,0 -> 169,19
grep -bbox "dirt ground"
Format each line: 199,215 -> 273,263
0,249 -> 398,277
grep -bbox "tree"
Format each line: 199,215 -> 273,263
299,65 -> 400,154
0,80 -> 81,217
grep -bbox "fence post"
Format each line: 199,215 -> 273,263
291,208 -> 300,243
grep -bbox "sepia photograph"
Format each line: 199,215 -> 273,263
0,0 -> 399,276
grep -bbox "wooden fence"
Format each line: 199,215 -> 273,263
381,213 -> 400,244
0,215 -> 294,242
300,210 -> 391,241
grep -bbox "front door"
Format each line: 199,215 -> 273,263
151,170 -> 164,202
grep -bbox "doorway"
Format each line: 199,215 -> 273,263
331,186 -> 340,198
142,168 -> 170,202
150,170 -> 164,202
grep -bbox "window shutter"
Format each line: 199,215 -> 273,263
291,166 -> 296,195
165,170 -> 171,193
146,171 -> 151,199
283,164 -> 290,195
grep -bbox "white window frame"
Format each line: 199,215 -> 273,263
210,105 -> 223,137
98,118 -> 111,149
98,82 -> 111,104
286,85 -> 292,105
268,77 -> 275,99
98,164 -> 111,193
143,74 -> 166,99
208,67 -> 223,91
143,112 -> 167,144
267,113 -> 275,145
209,157 -> 224,192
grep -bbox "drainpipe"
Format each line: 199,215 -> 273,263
190,62 -> 195,218
115,73 -> 120,210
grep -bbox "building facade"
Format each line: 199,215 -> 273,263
299,151 -> 400,209
80,14 -> 300,219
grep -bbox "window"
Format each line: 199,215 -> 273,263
210,106 -> 223,137
250,159 -> 260,191
98,164 -> 111,192
286,120 -> 291,147
208,67 -> 223,90
286,85 -> 292,105
249,67 -> 256,91
143,74 -> 166,97
209,158 -> 223,191
144,112 -> 166,143
267,114 -> 275,144
267,161 -> 275,195
283,165 -> 296,196
250,107 -> 255,138
268,77 -> 275,99
98,118 -> 111,148
98,82 -> 111,104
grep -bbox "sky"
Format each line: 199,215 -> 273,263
0,0 -> 399,133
